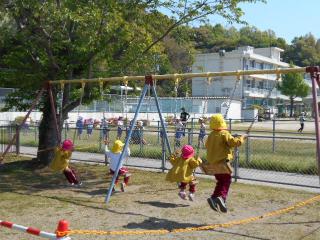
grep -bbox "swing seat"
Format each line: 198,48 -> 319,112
199,162 -> 216,176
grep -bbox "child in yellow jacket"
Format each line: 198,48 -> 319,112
49,139 -> 81,186
205,114 -> 246,213
166,145 -> 202,201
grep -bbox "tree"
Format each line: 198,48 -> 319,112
0,0 -> 265,166
277,68 -> 310,117
282,33 -> 320,67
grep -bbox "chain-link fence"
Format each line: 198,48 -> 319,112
0,125 -> 17,162
2,121 -> 319,189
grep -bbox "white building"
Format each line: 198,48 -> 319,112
192,46 -> 296,117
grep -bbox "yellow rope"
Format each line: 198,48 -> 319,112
57,194 -> 320,236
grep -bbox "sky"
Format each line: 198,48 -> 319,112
208,0 -> 320,44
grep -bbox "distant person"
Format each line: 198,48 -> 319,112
175,119 -> 184,149
198,117 -> 206,148
180,107 -> 190,136
101,117 -> 110,142
76,117 -> 83,140
86,118 -> 94,139
298,112 -> 306,133
131,121 -> 147,145
117,116 -> 124,140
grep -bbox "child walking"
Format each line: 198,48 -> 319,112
105,140 -> 131,192
166,145 -> 202,201
198,117 -> 206,148
205,114 -> 246,213
49,139 -> 82,186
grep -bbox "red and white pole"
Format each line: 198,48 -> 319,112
0,219 -> 71,239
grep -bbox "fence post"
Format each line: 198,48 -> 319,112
99,128 -> 102,151
191,118 -> 194,145
233,146 -> 239,182
161,136 -> 166,172
188,128 -> 192,145
15,124 -> 20,155
140,128 -> 144,153
157,121 -> 160,144
64,122 -> 67,140
229,118 -> 232,133
34,123 -> 37,142
245,135 -> 250,164
272,118 -> 276,152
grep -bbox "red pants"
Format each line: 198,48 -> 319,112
63,167 -> 80,184
212,174 -> 232,200
110,167 -> 130,185
179,181 -> 196,193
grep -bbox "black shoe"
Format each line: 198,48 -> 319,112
207,197 -> 219,212
216,197 -> 227,213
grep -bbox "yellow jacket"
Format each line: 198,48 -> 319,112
49,147 -> 72,172
166,154 -> 202,183
205,130 -> 244,174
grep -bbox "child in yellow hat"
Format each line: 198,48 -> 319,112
105,140 -> 131,192
205,114 -> 247,213
166,145 -> 202,201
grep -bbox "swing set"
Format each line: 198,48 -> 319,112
1,66 -> 320,205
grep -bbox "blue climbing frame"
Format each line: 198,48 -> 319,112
105,75 -> 172,204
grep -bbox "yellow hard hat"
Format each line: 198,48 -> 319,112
111,140 -> 124,153
210,114 -> 227,130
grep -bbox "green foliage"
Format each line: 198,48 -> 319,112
277,71 -> 310,99
283,33 -> 320,66
277,64 -> 310,116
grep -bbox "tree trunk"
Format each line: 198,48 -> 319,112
36,93 -> 61,166
290,97 -> 294,117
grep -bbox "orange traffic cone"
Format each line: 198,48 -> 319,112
56,219 -> 69,237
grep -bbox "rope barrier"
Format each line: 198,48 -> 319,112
57,194 -> 320,237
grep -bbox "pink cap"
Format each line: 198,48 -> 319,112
181,145 -> 194,159
62,139 -> 73,151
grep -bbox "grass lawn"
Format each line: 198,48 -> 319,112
1,156 -> 320,240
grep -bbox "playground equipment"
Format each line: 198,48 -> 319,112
1,66 -> 320,204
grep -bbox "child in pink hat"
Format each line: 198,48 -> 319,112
50,139 -> 82,186
166,145 -> 202,201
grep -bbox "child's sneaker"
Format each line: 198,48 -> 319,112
178,191 -> 187,200
188,193 -> 195,201
76,182 -> 83,187
121,183 -> 126,192
207,197 -> 220,212
216,196 -> 227,213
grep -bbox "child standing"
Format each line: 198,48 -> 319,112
101,117 -> 110,141
76,116 -> 83,140
49,139 -> 82,186
86,118 -> 94,139
205,114 -> 246,213
175,119 -> 184,149
105,140 -> 131,192
198,117 -> 206,148
166,145 -> 202,201
117,116 -> 124,140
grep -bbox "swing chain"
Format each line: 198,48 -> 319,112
223,71 -> 241,119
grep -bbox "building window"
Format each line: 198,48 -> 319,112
246,79 -> 251,88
